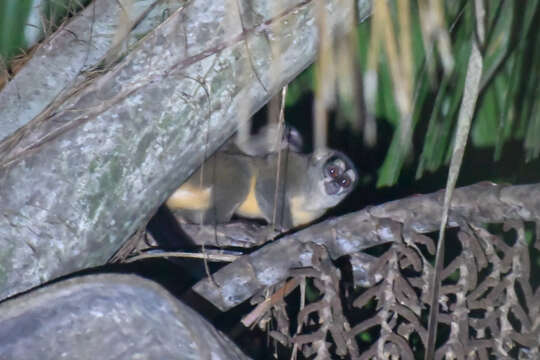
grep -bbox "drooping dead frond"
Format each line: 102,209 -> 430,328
194,182 -> 540,358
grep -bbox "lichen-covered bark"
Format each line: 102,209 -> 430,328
0,0 -> 354,300
0,0 -> 182,144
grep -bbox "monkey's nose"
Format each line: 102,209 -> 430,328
324,181 -> 340,195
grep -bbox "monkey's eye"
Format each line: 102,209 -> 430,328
338,175 -> 351,188
326,165 -> 340,178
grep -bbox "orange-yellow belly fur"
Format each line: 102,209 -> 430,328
236,175 -> 263,218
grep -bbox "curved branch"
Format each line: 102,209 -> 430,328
193,182 -> 540,310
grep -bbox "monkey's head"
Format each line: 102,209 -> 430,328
307,149 -> 358,209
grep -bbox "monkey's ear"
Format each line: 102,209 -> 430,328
285,126 -> 303,152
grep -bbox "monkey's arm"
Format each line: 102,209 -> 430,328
222,123 -> 303,156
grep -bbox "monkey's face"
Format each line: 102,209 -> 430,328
311,150 -> 357,207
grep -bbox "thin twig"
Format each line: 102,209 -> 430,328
272,86 -> 288,230
241,277 -> 300,328
124,251 -> 238,263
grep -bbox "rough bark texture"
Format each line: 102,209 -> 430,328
193,182 -> 540,310
0,274 -> 250,360
0,0 -> 354,301
0,0 -> 182,144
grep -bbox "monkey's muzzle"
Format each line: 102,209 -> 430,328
324,181 -> 341,195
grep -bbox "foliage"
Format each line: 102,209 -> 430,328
0,0 -> 33,59
0,0 -> 88,73
285,0 -> 540,187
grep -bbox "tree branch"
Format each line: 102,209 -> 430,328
193,182 -> 540,310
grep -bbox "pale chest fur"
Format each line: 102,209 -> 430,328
289,194 -> 325,227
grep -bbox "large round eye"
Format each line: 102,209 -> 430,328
326,165 -> 340,178
338,175 -> 351,188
